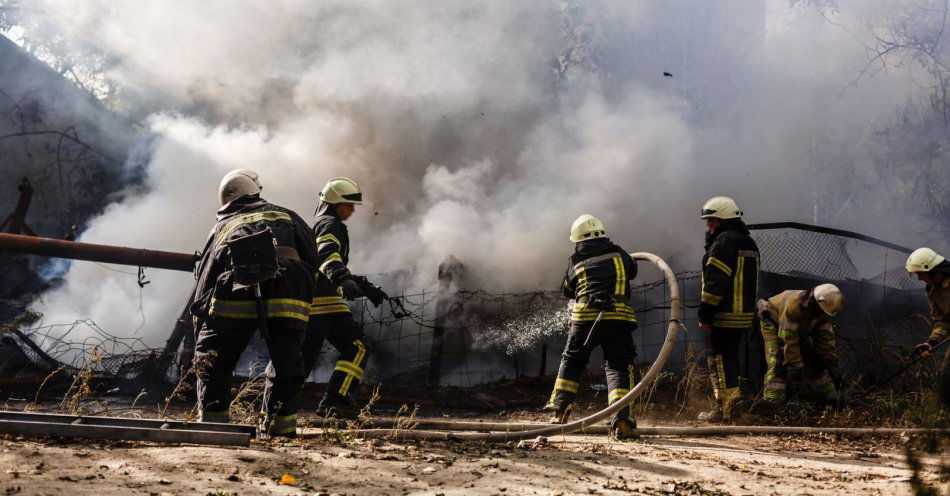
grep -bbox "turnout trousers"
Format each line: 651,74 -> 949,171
939,346 -> 950,407
302,311 -> 370,402
546,319 -> 638,423
194,317 -> 305,436
705,326 -> 746,416
760,322 -> 837,403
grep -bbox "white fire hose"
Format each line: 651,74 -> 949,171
315,252 -> 683,442
309,252 -> 950,441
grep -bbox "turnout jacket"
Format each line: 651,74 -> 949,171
310,203 -> 354,316
699,219 -> 760,329
562,238 -> 638,323
764,290 -> 837,372
924,268 -> 950,346
191,196 -> 317,330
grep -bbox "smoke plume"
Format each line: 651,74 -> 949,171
12,0 -> 944,346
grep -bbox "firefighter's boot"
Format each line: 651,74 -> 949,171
316,392 -> 357,420
543,402 -> 573,424
698,401 -> 726,423
609,417 -> 639,441
698,387 -> 739,424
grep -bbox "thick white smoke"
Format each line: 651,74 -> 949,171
20,0 -> 939,346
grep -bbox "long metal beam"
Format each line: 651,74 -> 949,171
746,222 -> 913,254
0,411 -> 254,446
0,233 -> 197,272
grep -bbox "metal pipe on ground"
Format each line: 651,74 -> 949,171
310,252 -> 682,443
306,418 -> 948,438
0,233 -> 197,272
0,411 -> 255,446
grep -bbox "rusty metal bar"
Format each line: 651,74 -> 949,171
0,411 -> 255,434
0,233 -> 197,272
0,411 -> 254,446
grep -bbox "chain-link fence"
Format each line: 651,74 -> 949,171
1,223 -> 936,395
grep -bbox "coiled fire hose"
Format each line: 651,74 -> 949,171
316,252 -> 683,442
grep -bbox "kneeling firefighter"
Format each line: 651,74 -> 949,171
191,169 -> 317,437
697,196 -> 759,423
757,284 -> 845,408
544,214 -> 640,440
905,248 -> 950,407
302,177 -> 388,418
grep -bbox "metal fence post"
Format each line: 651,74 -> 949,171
428,255 -> 462,385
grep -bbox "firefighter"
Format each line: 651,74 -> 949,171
301,177 -> 388,418
191,169 -> 317,437
544,214 -> 640,440
697,196 -> 760,423
906,247 -> 950,407
757,284 -> 845,408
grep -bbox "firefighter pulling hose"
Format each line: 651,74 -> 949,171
302,177 -> 390,419
904,247 -> 950,407
545,214 -> 641,439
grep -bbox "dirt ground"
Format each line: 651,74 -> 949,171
0,413 -> 945,496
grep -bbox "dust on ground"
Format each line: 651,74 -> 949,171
0,412 -> 944,496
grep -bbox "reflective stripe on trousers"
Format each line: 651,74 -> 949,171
267,413 -> 297,435
336,339 -> 367,396
761,321 -> 787,402
209,298 -> 311,322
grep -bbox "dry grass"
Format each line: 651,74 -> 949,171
59,347 -> 100,415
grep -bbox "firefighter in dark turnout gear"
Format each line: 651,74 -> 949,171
191,169 -> 317,437
697,196 -> 760,423
544,214 -> 640,440
906,248 -> 950,407
301,177 -> 388,418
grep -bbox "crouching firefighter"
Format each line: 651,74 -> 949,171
191,169 -> 317,438
757,284 -> 845,409
544,214 -> 640,440
905,248 -> 950,407
302,177 -> 389,418
697,196 -> 759,423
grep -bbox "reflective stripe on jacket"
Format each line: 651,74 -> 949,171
191,196 -> 317,329
765,289 -> 837,372
310,205 -> 353,315
698,221 -> 760,328
562,238 -> 638,323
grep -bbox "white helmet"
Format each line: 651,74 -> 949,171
700,196 -> 742,220
813,283 -> 844,316
218,169 -> 262,206
570,214 -> 606,242
905,247 -> 946,273
320,177 -> 363,205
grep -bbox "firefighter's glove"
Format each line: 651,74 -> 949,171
788,367 -> 805,386
363,285 -> 388,307
354,275 -> 388,307
826,366 -> 843,389
340,279 -> 363,301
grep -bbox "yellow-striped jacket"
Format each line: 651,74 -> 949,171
764,289 -> 836,371
191,196 -> 317,329
699,221 -> 760,329
562,238 -> 638,323
309,206 -> 353,316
